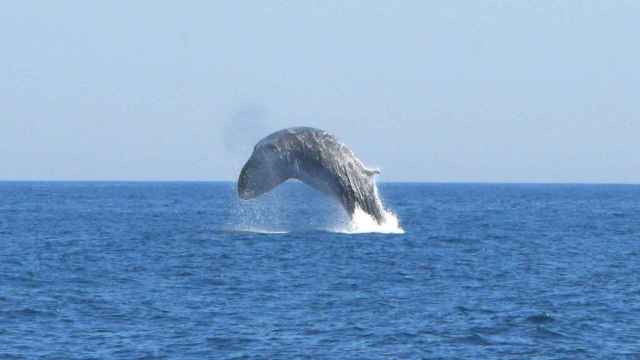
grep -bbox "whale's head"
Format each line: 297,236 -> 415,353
238,143 -> 288,200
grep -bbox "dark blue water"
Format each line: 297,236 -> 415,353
1,182 -> 639,359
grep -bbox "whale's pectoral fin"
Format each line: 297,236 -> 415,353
364,168 -> 380,177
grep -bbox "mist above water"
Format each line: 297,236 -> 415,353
229,180 -> 404,234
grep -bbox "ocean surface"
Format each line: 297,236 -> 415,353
1,181 -> 639,359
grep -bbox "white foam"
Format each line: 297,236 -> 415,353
233,227 -> 289,234
335,206 -> 405,234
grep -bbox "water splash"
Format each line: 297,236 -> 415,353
226,190 -> 292,234
334,206 -> 405,234
335,179 -> 405,234
227,180 -> 404,234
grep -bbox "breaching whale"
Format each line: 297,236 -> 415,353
237,127 -> 386,224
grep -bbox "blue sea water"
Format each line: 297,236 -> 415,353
1,181 -> 639,359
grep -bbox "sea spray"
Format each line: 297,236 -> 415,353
229,180 -> 404,234
335,179 -> 404,234
228,182 -> 341,233
335,206 -> 404,234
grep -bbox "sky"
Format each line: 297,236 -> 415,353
1,1 -> 638,182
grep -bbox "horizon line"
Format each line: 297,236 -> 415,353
0,179 -> 639,186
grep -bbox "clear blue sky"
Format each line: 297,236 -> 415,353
2,1 -> 638,182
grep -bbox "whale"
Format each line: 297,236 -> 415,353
237,127 -> 386,224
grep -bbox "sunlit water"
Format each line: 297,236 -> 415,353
1,182 -> 639,358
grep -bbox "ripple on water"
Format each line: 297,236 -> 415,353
453,334 -> 494,346
0,308 -> 57,320
206,336 -> 254,352
526,312 -> 555,324
532,326 -> 566,339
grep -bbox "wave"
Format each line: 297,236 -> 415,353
229,227 -> 289,234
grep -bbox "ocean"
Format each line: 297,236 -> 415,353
1,181 -> 639,359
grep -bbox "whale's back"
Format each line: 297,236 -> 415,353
239,127 -> 386,224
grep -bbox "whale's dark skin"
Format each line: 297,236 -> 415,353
238,127 -> 385,223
